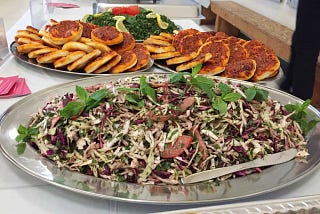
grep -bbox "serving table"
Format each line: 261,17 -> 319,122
0,1 -> 320,213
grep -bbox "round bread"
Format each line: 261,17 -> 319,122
128,44 -> 151,72
176,53 -> 212,72
43,20 -> 83,45
36,50 -> 69,64
196,32 -> 214,43
250,53 -> 280,82
67,49 -> 101,71
84,50 -> 119,73
110,50 -> 137,74
151,51 -> 180,60
53,51 -> 86,68
79,21 -> 97,38
91,26 -> 123,46
144,44 -> 175,54
15,30 -> 42,42
166,52 -> 197,65
111,32 -> 135,54
83,40 -> 111,53
62,41 -> 94,53
143,37 -> 172,47
16,37 -> 43,45
28,47 -> 58,58
172,28 -> 199,50
198,62 -> 225,75
26,26 -> 41,36
159,32 -> 174,41
178,34 -> 203,55
16,43 -> 48,53
41,36 -> 62,48
221,59 -> 256,80
93,55 -> 121,74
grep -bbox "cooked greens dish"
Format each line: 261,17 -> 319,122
16,68 -> 317,185
83,7 -> 179,40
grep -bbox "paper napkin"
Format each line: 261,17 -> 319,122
0,76 -> 31,98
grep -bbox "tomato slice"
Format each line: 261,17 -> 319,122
111,6 -> 140,16
160,135 -> 193,159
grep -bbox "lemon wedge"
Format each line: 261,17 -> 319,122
81,14 -> 91,22
146,12 -> 157,19
113,16 -> 129,32
156,14 -> 169,30
93,13 -> 102,17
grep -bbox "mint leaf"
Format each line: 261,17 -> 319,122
245,87 -> 256,101
169,72 -> 189,84
140,76 -> 156,103
191,64 -> 202,77
218,82 -> 232,97
117,87 -> 139,92
223,92 -> 241,102
76,86 -> 89,103
59,101 -> 85,119
245,86 -> 268,102
85,89 -> 108,111
16,142 -> 26,155
212,97 -> 227,114
190,75 -> 215,99
255,88 -> 269,102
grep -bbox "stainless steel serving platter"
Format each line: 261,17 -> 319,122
0,72 -> 320,204
10,42 -> 154,77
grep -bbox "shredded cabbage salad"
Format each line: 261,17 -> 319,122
16,72 -> 310,184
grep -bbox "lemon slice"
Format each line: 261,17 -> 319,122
146,12 -> 157,19
81,14 -> 91,22
113,16 -> 129,32
93,13 -> 102,17
156,14 -> 169,30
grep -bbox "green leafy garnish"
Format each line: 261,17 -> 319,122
211,96 -> 228,114
140,75 -> 157,103
125,93 -> 145,108
285,99 -> 320,135
59,86 -> 108,119
15,125 -> 39,155
244,86 -> 269,102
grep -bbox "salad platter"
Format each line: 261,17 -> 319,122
0,72 -> 320,204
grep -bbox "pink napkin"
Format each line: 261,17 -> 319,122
48,3 -> 80,8
0,76 -> 31,98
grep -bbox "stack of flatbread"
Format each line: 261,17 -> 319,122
146,29 -> 280,81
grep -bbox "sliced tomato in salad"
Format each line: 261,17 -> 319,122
160,135 -> 193,159
111,5 -> 140,16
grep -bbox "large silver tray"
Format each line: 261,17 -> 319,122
0,72 -> 320,204
10,42 -> 154,77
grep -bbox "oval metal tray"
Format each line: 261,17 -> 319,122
0,73 -> 320,204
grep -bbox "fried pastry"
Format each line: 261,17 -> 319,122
172,28 -> 199,50
151,51 -> 180,60
25,26 -> 41,36
83,40 -> 111,53
41,20 -> 83,45
176,53 -> 212,72
79,21 -> 97,38
250,53 -> 280,81
111,32 -> 135,54
67,49 -> 101,71
53,51 -> 86,68
16,43 -> 48,53
91,26 -> 123,46
110,50 -> 137,74
15,30 -> 42,42
178,34 -> 203,55
144,44 -> 175,53
36,50 -> 69,64
84,50 -> 119,73
16,37 -> 43,45
143,37 -> 172,47
221,59 -> 256,80
62,41 -> 94,53
128,44 -> 151,72
28,47 -> 58,58
93,55 -> 121,74
166,52 -> 198,65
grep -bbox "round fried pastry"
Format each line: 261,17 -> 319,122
41,36 -> 62,48
250,53 -> 280,81
67,49 -> 101,71
151,51 -> 180,60
62,41 -> 94,53
110,50 -> 137,74
172,28 -> 199,50
93,55 -> 122,74
84,50 -> 118,73
36,50 -> 69,64
53,51 -> 86,68
144,44 -> 175,53
15,30 -> 42,42
149,35 -> 172,42
26,26 -> 41,36
128,45 -> 151,72
16,37 -> 43,45
111,32 -> 135,54
43,20 -> 83,45
179,34 -> 203,55
221,59 -> 256,80
79,21 -> 97,38
198,62 -> 225,75
176,53 -> 212,72
196,32 -> 214,43
91,26 -> 123,46
16,43 -> 48,53
84,40 -> 111,53
143,38 -> 172,47
28,47 -> 58,58
166,52 -> 198,65
159,32 -> 174,41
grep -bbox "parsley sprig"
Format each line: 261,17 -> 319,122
59,86 -> 109,119
15,125 -> 39,155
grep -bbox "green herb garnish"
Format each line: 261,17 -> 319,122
15,124 -> 39,155
140,75 -> 157,103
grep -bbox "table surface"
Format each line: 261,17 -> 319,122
1,1 -> 319,214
